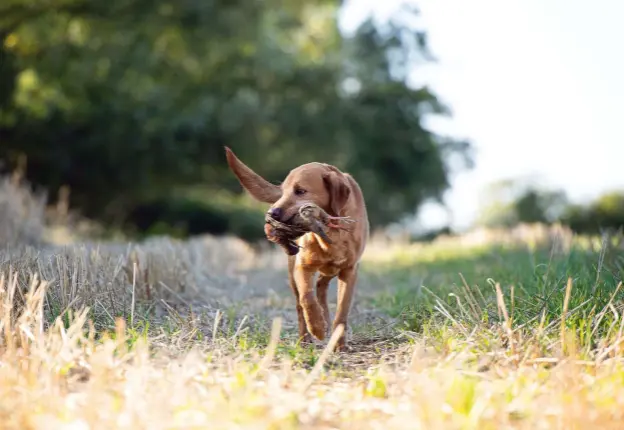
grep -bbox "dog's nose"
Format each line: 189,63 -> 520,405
267,207 -> 283,221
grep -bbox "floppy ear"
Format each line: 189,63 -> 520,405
322,170 -> 351,216
224,147 -> 281,204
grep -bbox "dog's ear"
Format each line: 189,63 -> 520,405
224,147 -> 281,203
322,170 -> 351,216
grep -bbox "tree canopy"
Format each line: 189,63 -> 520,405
476,178 -> 569,228
1,0 -> 472,238
475,177 -> 624,236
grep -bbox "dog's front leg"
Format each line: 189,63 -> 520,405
333,265 -> 358,351
294,264 -> 327,341
287,256 -> 311,343
316,275 -> 334,337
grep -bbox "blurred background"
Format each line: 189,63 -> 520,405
2,0 -> 623,244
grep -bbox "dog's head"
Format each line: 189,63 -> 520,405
224,147 -> 351,225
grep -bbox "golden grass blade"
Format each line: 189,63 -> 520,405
561,277 -> 573,357
255,317 -> 282,377
300,324 -> 344,393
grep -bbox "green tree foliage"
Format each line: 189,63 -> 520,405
476,178 -> 624,235
476,178 -> 568,228
0,0 -> 472,236
561,191 -> 624,234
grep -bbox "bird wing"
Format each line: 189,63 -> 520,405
310,220 -> 332,244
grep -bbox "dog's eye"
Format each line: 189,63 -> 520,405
294,188 -> 307,196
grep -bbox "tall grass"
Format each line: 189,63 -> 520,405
0,175 -> 46,247
366,228 -> 624,364
2,175 -> 624,428
2,254 -> 624,429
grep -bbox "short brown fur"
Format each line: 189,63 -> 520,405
225,147 -> 370,351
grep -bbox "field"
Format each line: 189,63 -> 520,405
2,177 -> 624,429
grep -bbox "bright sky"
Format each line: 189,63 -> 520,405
339,0 -> 624,231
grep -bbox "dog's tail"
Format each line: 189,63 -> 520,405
224,147 -> 281,203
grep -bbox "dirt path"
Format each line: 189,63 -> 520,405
18,233 -> 401,362
142,235 -> 401,352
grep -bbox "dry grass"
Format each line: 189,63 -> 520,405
2,263 -> 624,430
2,179 -> 624,428
0,175 -> 46,247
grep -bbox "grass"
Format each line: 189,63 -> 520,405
0,174 -> 46,247
3,178 -> 624,428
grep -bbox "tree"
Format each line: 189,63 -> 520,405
476,178 -> 568,228
0,0 -> 472,235
561,191 -> 624,234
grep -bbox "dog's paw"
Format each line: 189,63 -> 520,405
301,295 -> 327,340
333,343 -> 349,353
298,332 -> 314,345
330,324 -> 349,352
308,319 -> 327,341
303,309 -> 327,341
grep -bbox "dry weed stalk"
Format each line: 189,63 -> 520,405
0,176 -> 46,247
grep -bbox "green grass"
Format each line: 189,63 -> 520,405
366,236 -> 624,362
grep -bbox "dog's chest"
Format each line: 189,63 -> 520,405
297,253 -> 345,277
318,263 -> 344,277
297,233 -> 350,272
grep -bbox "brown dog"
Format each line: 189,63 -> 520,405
224,147 -> 369,351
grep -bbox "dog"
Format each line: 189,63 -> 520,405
224,147 -> 370,351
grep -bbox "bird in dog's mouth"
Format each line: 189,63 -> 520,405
264,203 -> 355,255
